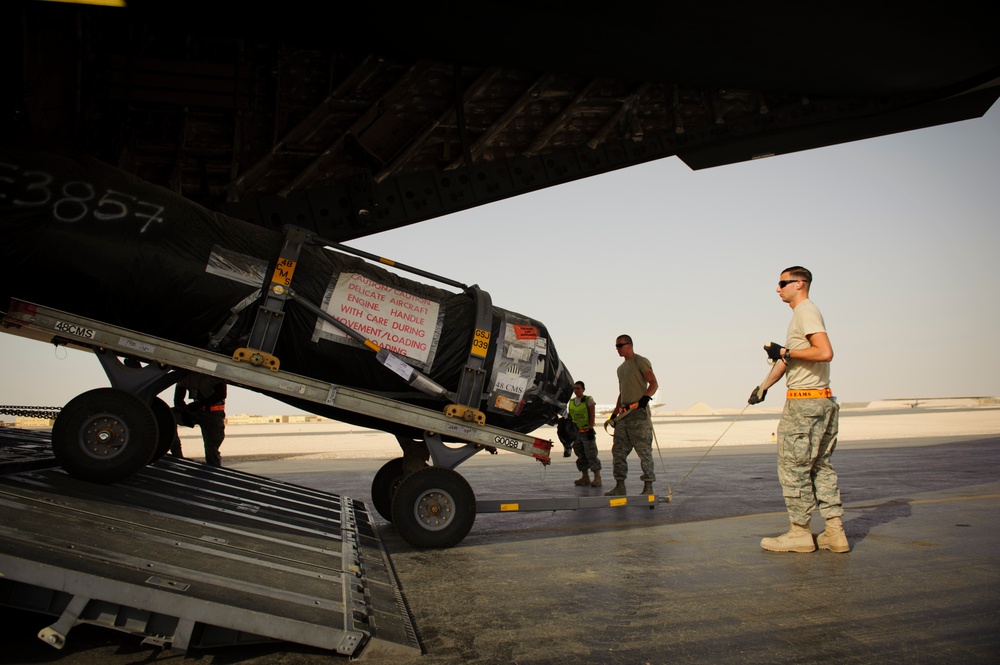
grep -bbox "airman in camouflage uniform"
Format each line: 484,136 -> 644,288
747,266 -> 849,553
604,335 -> 658,497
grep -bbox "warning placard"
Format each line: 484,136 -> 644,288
316,273 -> 440,366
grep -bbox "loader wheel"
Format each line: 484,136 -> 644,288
52,388 -> 158,484
149,397 -> 176,462
391,467 -> 476,549
371,457 -> 405,522
372,457 -> 429,522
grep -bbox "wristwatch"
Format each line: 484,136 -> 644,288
783,348 -> 792,362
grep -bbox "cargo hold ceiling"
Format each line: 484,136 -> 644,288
5,1 -> 999,241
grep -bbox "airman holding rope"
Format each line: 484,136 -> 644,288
604,335 -> 658,496
748,266 -> 849,553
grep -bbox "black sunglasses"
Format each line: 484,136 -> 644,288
778,279 -> 808,288
615,342 -> 630,348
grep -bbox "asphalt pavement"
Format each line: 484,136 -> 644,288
4,434 -> 999,664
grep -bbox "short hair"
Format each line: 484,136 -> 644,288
616,334 -> 633,345
574,381 -> 586,390
782,266 -> 813,283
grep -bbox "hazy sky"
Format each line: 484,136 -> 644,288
2,106 -> 998,417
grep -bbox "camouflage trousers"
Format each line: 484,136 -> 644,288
610,409 -> 655,482
776,397 -> 843,524
573,428 -> 602,472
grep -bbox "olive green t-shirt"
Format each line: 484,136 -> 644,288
617,354 -> 652,404
785,299 -> 831,390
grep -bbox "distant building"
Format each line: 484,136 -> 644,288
224,414 -> 283,425
222,414 -> 329,425
279,414 -> 329,423
14,416 -> 55,428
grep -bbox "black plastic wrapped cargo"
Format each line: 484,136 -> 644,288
0,148 -> 573,435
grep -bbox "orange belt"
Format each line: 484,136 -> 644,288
786,388 -> 832,399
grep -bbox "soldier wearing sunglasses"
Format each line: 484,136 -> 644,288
748,266 -> 849,554
604,335 -> 659,496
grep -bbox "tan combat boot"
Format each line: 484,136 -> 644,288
604,481 -> 626,496
574,471 -> 591,486
817,516 -> 850,553
760,522 -> 816,553
590,470 -> 602,487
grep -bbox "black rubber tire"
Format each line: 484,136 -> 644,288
371,457 -> 405,522
148,396 -> 176,462
391,467 -> 476,549
52,388 -> 159,484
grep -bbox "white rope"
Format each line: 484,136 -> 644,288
655,367 -> 773,500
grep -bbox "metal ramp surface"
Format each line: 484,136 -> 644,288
0,427 -> 57,474
0,429 -> 420,659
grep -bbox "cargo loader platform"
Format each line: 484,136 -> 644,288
0,428 -> 420,659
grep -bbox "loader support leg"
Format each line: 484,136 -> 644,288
425,432 -> 480,469
38,594 -> 89,649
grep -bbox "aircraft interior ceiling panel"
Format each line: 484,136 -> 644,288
7,2 -> 999,229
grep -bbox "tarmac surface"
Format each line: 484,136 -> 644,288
3,426 -> 999,664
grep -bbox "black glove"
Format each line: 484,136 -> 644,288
638,394 -> 651,409
764,342 -> 784,362
171,405 -> 195,427
748,386 -> 767,405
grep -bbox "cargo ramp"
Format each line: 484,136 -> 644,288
0,427 -> 420,658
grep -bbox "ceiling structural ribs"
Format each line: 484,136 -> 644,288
12,3 -> 998,242
444,73 -> 558,171
279,61 -> 439,198
222,77 -> 1000,243
587,83 -> 652,150
226,66 -> 778,221
230,54 -> 383,201
374,67 -> 504,184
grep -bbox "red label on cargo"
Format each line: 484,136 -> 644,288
513,325 -> 538,340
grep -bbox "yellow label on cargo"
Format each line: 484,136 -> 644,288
470,328 -> 490,357
272,258 -> 296,286
500,503 -> 519,512
609,498 -> 627,507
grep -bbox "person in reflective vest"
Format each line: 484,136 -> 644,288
568,381 -> 602,487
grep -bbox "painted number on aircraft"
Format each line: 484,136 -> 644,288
0,163 -> 165,232
470,328 -> 490,357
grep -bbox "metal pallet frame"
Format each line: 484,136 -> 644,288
1,299 -> 553,463
0,434 -> 420,657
